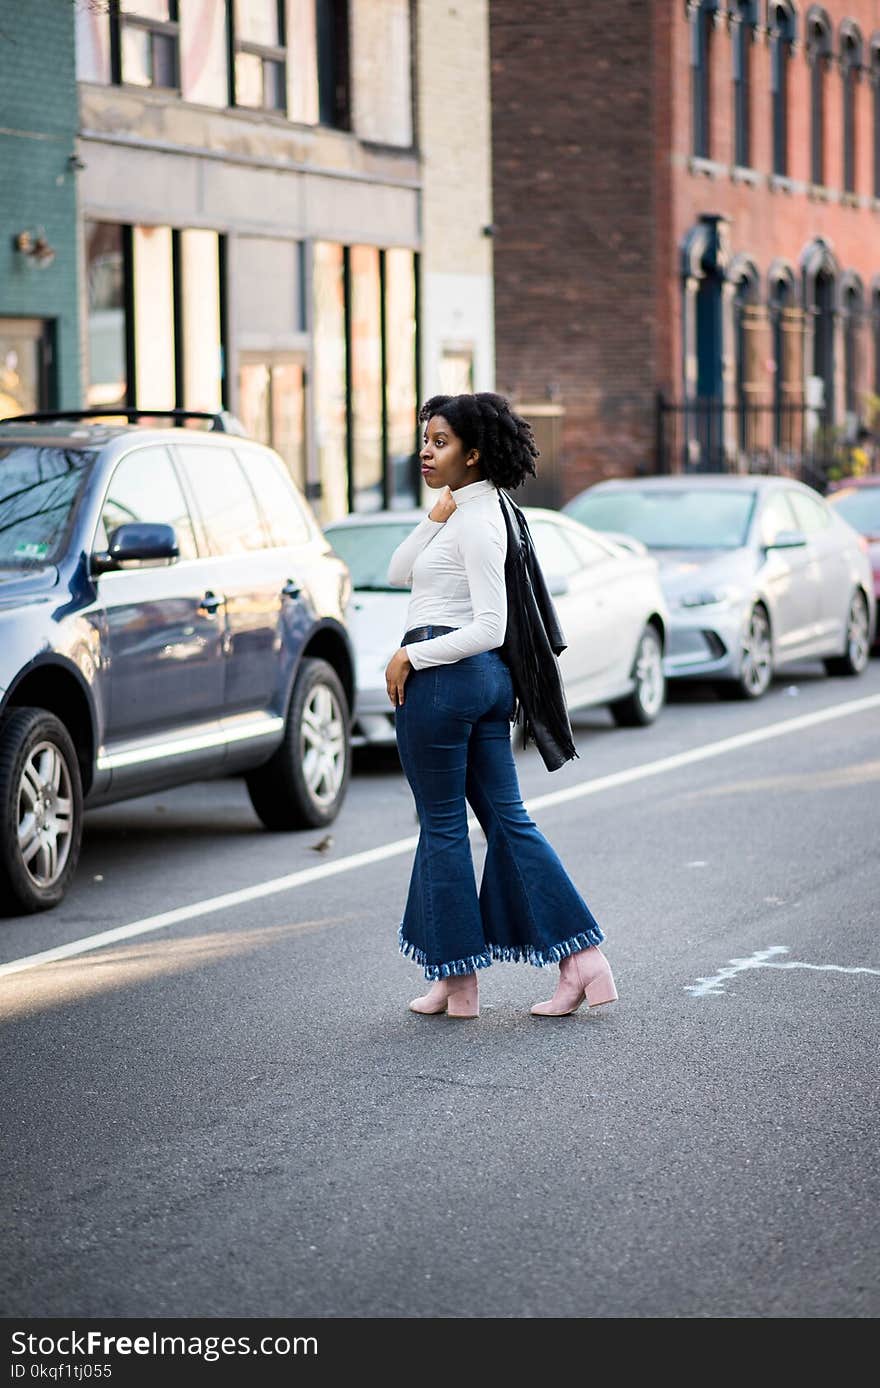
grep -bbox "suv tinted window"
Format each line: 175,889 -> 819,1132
177,445 -> 268,555
787,490 -> 831,534
97,447 -> 197,558
238,448 -> 311,547
0,445 -> 95,566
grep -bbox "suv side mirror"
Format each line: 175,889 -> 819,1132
92,522 -> 179,573
766,529 -> 807,550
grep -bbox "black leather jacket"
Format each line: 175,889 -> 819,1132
496,488 -> 579,772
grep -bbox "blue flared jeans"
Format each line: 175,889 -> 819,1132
394,625 -> 605,981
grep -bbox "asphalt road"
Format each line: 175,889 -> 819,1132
2,660 -> 879,1319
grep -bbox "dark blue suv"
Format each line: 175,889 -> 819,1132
0,413 -> 355,915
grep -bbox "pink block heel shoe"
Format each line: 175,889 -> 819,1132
530,947 -> 618,1017
409,979 -> 449,1014
446,971 -> 479,1019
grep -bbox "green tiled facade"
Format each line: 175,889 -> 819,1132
0,0 -> 80,408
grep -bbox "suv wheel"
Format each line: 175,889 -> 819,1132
0,708 -> 84,915
246,658 -> 351,831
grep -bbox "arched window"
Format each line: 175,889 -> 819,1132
732,3 -> 757,166
768,263 -> 802,449
730,257 -> 762,451
866,34 -> 871,198
807,7 -> 832,186
689,0 -> 718,158
802,238 -> 838,425
770,3 -> 796,176
872,281 -> 880,395
840,23 -> 863,194
840,274 -> 865,419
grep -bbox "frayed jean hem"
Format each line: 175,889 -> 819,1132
398,923 -> 606,980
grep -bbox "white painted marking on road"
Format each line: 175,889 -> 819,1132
1,689 -> 879,981
685,945 -> 880,997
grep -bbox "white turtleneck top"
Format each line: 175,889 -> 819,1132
386,476 -> 508,669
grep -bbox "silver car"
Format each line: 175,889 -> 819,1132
325,506 -> 669,746
563,475 -> 876,698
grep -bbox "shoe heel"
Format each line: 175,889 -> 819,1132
580,951 -> 618,1008
446,973 -> 479,1019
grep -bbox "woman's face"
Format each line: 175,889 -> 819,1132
419,415 -> 481,490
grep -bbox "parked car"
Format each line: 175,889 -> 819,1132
324,505 -> 668,747
0,412 -> 355,915
563,475 -> 876,698
826,477 -> 880,647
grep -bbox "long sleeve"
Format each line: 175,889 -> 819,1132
405,517 -> 507,669
386,514 -> 446,587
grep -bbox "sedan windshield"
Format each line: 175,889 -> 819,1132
0,446 -> 95,567
567,488 -> 756,550
828,487 -> 880,537
324,523 -> 418,590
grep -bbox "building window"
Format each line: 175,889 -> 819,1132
350,0 -> 413,147
841,276 -> 864,420
180,0 -> 228,108
870,37 -> 880,199
803,239 -> 838,425
770,3 -> 796,177
807,8 -> 832,186
872,284 -> 880,395
732,3 -> 756,168
348,245 -> 384,513
85,223 -> 129,408
316,0 -> 351,129
85,220 -> 226,414
840,23 -> 863,194
689,1 -> 717,159
111,1 -> 180,91
231,0 -> 286,110
384,248 -> 418,508
313,243 -> 349,523
768,266 -> 802,450
731,259 -> 762,452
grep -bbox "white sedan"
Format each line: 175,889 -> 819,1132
325,507 -> 669,747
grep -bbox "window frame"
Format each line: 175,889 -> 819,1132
92,443 -> 200,563
229,0 -> 287,114
110,1 -> 181,94
806,7 -> 833,188
732,3 -> 757,169
840,22 -> 863,195
770,2 -> 796,177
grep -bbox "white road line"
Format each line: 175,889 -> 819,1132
2,690 -> 879,982
686,945 -> 880,997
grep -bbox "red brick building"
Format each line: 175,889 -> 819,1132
489,2 -> 880,504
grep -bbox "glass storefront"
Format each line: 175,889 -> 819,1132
313,242 -> 349,524
349,245 -> 383,513
384,248 -> 418,508
85,222 -> 127,408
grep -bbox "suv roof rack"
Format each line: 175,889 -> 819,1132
0,408 -> 249,436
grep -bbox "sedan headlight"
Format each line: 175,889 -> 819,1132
675,585 -> 743,610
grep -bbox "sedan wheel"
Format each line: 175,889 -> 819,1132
720,604 -> 773,700
610,625 -> 666,727
824,590 -> 871,677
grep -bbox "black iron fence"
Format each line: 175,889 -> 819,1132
656,395 -> 880,493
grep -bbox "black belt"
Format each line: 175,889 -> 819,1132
402,625 -> 458,644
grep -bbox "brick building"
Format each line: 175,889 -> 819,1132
490,1 -> 880,504
0,0 -> 80,413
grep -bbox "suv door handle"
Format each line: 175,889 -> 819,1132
281,580 -> 301,600
199,590 -> 225,615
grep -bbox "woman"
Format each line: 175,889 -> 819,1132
385,392 -> 617,1020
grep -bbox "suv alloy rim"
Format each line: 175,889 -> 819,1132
17,741 -> 74,888
848,593 -> 869,671
301,682 -> 346,807
636,629 -> 664,716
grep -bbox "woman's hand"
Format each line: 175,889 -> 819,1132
386,649 -> 413,706
429,487 -> 457,523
